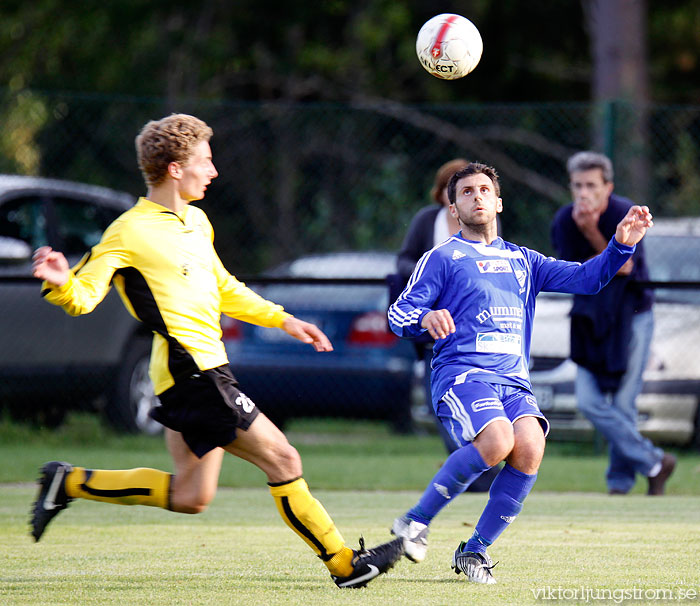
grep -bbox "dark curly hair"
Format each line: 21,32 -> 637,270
447,162 -> 501,204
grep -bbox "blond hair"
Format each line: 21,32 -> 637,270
135,113 -> 213,187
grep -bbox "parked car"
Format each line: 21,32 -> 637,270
0,175 -> 160,433
530,218 -> 700,448
223,251 -> 417,431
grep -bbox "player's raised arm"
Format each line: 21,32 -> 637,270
615,205 -> 653,246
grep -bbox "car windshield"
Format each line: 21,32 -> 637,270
646,234 -> 700,304
264,252 -> 396,279
254,252 -> 394,311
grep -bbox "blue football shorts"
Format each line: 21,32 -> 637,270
435,379 -> 550,448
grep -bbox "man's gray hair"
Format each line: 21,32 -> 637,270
567,151 -> 614,183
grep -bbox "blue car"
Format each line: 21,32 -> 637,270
223,252 -> 417,431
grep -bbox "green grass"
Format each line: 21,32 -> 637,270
2,414 -> 700,604
2,487 -> 699,605
1,413 -> 699,495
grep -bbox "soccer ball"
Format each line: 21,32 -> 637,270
416,14 -> 483,80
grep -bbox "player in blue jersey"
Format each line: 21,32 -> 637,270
387,162 -> 653,584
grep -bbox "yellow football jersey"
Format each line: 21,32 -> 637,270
43,197 -> 290,394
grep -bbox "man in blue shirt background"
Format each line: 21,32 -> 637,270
551,151 -> 675,496
388,161 -> 653,584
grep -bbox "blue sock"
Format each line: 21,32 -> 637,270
464,463 -> 537,554
407,443 -> 491,525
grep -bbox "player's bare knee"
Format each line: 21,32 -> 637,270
509,434 -> 545,473
482,439 -> 513,466
529,437 -> 546,469
175,502 -> 209,514
509,418 -> 546,471
475,420 -> 514,466
268,441 -> 302,478
282,443 -> 302,476
169,480 -> 217,514
170,494 -> 212,514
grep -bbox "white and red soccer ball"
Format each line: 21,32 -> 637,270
416,14 -> 483,80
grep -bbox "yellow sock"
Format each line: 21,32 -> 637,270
269,477 -> 354,576
325,547 -> 355,577
65,467 -> 172,509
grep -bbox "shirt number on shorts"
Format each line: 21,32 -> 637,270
235,393 -> 256,413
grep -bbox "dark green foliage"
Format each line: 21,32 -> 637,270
0,1 -> 698,104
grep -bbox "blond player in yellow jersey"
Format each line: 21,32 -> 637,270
30,113 -> 403,588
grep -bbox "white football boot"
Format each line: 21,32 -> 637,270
391,515 -> 429,563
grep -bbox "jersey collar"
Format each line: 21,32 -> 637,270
136,197 -> 190,222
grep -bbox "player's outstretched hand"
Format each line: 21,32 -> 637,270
421,309 -> 456,340
282,317 -> 334,352
32,246 -> 70,286
615,205 -> 653,247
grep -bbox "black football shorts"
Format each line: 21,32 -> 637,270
150,364 -> 260,458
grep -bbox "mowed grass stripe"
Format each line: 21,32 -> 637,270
1,414 -> 699,494
2,486 -> 699,606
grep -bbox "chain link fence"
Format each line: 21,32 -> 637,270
2,89 -> 700,441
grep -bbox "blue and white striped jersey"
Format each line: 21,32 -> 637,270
388,233 -> 634,405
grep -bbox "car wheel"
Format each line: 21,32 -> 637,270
105,336 -> 162,434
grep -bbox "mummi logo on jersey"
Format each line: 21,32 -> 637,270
525,395 -> 539,409
471,398 -> 503,412
476,259 -> 512,273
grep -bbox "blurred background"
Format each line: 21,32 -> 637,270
1,0 -> 700,447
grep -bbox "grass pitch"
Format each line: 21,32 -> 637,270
2,487 -> 699,606
2,414 -> 699,604
1,414 -> 699,494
